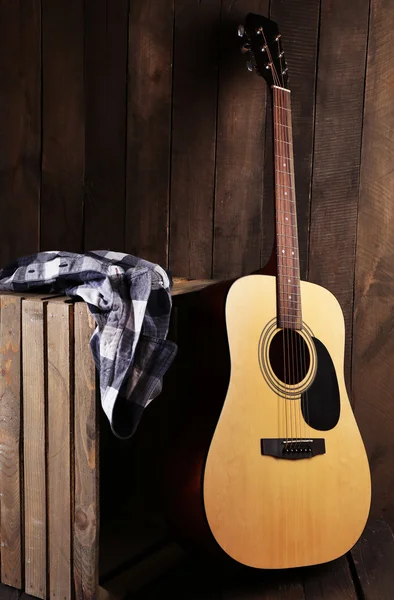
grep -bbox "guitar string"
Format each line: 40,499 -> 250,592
278,85 -> 300,448
274,86 -> 294,448
275,95 -> 293,446
270,44 -> 292,566
278,85 -> 311,447
276,85 -> 300,448
264,32 -> 289,446
277,83 -> 302,568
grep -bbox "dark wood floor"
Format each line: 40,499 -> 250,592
131,520 -> 394,600
0,520 -> 392,599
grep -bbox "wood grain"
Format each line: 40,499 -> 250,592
262,0 -> 320,276
171,278 -> 216,296
0,296 -> 22,588
41,0 -> 85,252
304,556 -> 357,599
126,0 -> 174,266
84,0 -> 129,252
308,0 -> 369,394
213,0 -> 269,279
350,520 -> 394,600
0,0 -> 41,266
73,304 -> 98,600
169,0 -> 221,279
47,300 -> 73,600
22,299 -> 47,599
352,0 -> 394,525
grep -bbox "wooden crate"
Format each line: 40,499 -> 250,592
0,279 -> 215,600
0,294 -> 98,599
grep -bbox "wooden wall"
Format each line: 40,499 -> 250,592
0,0 -> 393,526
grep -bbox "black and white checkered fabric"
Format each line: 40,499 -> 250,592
0,250 -> 177,438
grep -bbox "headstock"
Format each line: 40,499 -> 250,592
238,13 -> 288,89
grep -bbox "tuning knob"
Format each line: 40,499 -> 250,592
240,42 -> 251,54
238,24 -> 245,37
246,60 -> 254,72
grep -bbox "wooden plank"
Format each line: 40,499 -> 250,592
304,556 -> 357,599
126,0 -> 174,266
261,0 -> 320,276
22,299 -> 47,599
0,0 -> 41,266
222,577 -> 305,600
73,304 -> 98,600
308,0 -> 369,394
169,0 -> 221,279
171,278 -> 216,296
0,296 -> 22,588
84,0 -> 128,252
47,301 -> 73,600
213,0 -> 269,279
350,520 -> 394,600
352,0 -> 394,525
41,0 -> 85,252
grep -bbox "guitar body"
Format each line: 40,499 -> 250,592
202,274 -> 371,569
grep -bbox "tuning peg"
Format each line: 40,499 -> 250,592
240,42 -> 251,54
238,24 -> 245,37
246,60 -> 254,72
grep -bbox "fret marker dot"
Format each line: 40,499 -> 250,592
283,163 -> 286,167
289,296 -> 291,299
285,192 -> 288,195
292,251 -> 295,255
282,250 -> 285,253
288,279 -> 291,283
285,217 -> 288,221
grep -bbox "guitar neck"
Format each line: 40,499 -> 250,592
273,85 -> 302,330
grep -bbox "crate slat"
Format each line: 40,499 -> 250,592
73,304 -> 98,600
0,295 -> 22,588
47,301 -> 73,600
22,299 -> 47,599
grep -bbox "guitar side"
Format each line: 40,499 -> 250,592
202,274 -> 371,569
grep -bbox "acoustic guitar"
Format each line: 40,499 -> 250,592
164,13 -> 371,571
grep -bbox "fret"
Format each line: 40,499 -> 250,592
278,270 -> 301,277
275,155 -> 293,161
275,139 -> 291,144
276,184 -> 294,190
277,209 -> 296,215
275,169 -> 291,175
276,124 -> 291,129
277,233 -> 299,239
279,317 -> 302,322
278,272 -> 301,279
278,291 -> 301,297
272,86 -> 291,94
273,105 -> 291,111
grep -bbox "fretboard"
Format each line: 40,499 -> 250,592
273,86 -> 302,330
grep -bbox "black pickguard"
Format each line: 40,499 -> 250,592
301,337 -> 340,431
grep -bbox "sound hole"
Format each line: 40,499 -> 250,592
268,329 -> 310,385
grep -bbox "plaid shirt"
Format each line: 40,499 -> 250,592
0,250 -> 177,438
